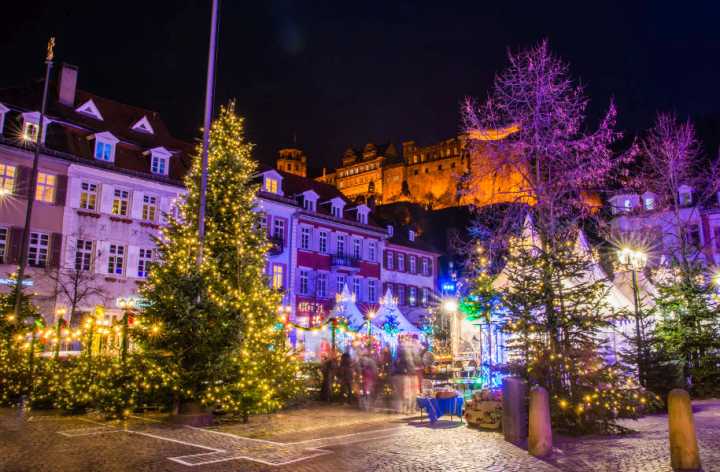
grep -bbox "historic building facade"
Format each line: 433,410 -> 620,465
0,64 -> 190,324
316,134 -> 526,209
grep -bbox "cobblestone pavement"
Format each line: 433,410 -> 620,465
0,400 -> 718,471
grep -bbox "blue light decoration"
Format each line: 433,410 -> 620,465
382,314 -> 401,337
0,278 -> 32,287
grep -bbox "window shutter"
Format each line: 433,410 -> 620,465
126,245 -> 140,278
49,233 -> 63,268
54,175 -> 68,206
383,250 -> 388,269
14,166 -> 31,198
7,227 -> 23,264
100,184 -> 115,214
427,258 -> 433,276
411,256 -> 417,274
130,191 -> 144,219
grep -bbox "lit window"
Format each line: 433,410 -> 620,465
142,195 -> 158,222
28,232 -> 49,267
336,275 -> 345,293
409,255 -> 417,273
299,270 -> 309,294
0,164 -> 15,196
112,189 -> 130,216
79,182 -> 98,210
368,280 -> 377,303
422,287 -> 430,306
319,231 -> 328,253
22,122 -> 39,142
623,199 -> 631,212
272,264 -> 284,289
368,241 -> 376,262
301,227 -> 311,250
317,273 -> 327,298
137,248 -> 153,277
151,155 -> 168,175
644,197 -> 655,211
397,253 -> 405,271
386,251 -> 394,270
107,244 -> 125,275
94,141 -> 113,161
75,239 -> 93,271
409,286 -> 417,306
265,177 -> 279,193
0,228 -> 7,262
422,257 -> 430,275
35,173 -> 56,203
353,239 -> 361,259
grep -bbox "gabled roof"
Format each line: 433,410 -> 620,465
75,99 -> 103,120
0,80 -> 192,185
131,116 -> 154,134
90,131 -> 119,143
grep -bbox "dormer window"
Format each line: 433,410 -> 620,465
145,147 -> 172,176
387,225 -> 394,237
355,204 -> 369,224
328,196 -> 346,219
21,112 -> 51,144
642,192 -> 656,211
75,99 -> 104,121
332,205 -> 341,218
266,178 -> 279,193
409,230 -> 416,242
261,170 -> 283,195
90,132 -> 119,163
301,190 -> 319,212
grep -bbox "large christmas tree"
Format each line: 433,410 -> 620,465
137,102 -> 299,418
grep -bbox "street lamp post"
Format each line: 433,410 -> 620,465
617,247 -> 648,386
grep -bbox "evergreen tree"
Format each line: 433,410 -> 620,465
137,102 -> 300,418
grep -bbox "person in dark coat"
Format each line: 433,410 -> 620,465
339,351 -> 354,403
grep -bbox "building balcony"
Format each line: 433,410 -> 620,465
268,236 -> 284,255
331,253 -> 360,270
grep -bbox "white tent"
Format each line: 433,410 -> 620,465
372,288 -> 422,337
332,284 -> 366,331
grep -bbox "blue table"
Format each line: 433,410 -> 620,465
416,396 -> 464,423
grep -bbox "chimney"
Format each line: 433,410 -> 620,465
58,64 -> 78,106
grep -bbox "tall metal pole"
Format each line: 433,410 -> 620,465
197,0 -> 219,266
14,38 -> 55,321
631,268 -> 644,387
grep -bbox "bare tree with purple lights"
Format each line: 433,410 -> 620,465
462,41 -> 649,433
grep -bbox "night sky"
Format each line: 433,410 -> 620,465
2,1 -> 720,172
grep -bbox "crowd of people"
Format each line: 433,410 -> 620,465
318,337 -> 430,413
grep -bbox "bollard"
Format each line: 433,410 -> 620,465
667,389 -> 701,471
502,377 -> 528,443
528,386 -> 552,457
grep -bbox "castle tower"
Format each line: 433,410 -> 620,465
276,147 -> 307,177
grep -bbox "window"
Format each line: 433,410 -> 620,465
386,251 -> 394,270
644,197 -> 655,211
317,273 -> 327,298
22,122 -> 39,142
265,177 -> 279,193
368,280 -> 377,303
332,205 -> 342,218
272,218 -> 285,242
258,213 -> 268,234
686,224 -> 701,247
409,286 -> 417,306
409,230 -> 416,241
107,244 -> 125,275
357,210 -> 368,224
79,182 -> 98,210
272,264 -> 284,289
409,255 -> 417,273
304,199 -> 315,211
337,275 -> 346,293
623,199 -> 631,212
353,239 -> 361,259
387,225 -> 394,237
368,241 -> 376,262
397,253 -> 405,271
679,190 -> 692,207
422,287 -> 430,306
112,189 -> 130,216
299,270 -> 309,295
142,195 -> 158,222
35,173 -> 55,203
319,231 -> 328,253
397,285 -> 405,305
137,248 -> 153,278
337,235 -> 345,255
352,278 -> 361,298
94,141 -> 113,161
422,257 -> 429,275
151,155 -> 168,175
0,164 -> 15,195
75,239 -> 93,271
0,228 -> 7,262
28,232 -> 49,267
301,227 -> 311,250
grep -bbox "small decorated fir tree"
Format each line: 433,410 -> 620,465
137,102 -> 299,417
